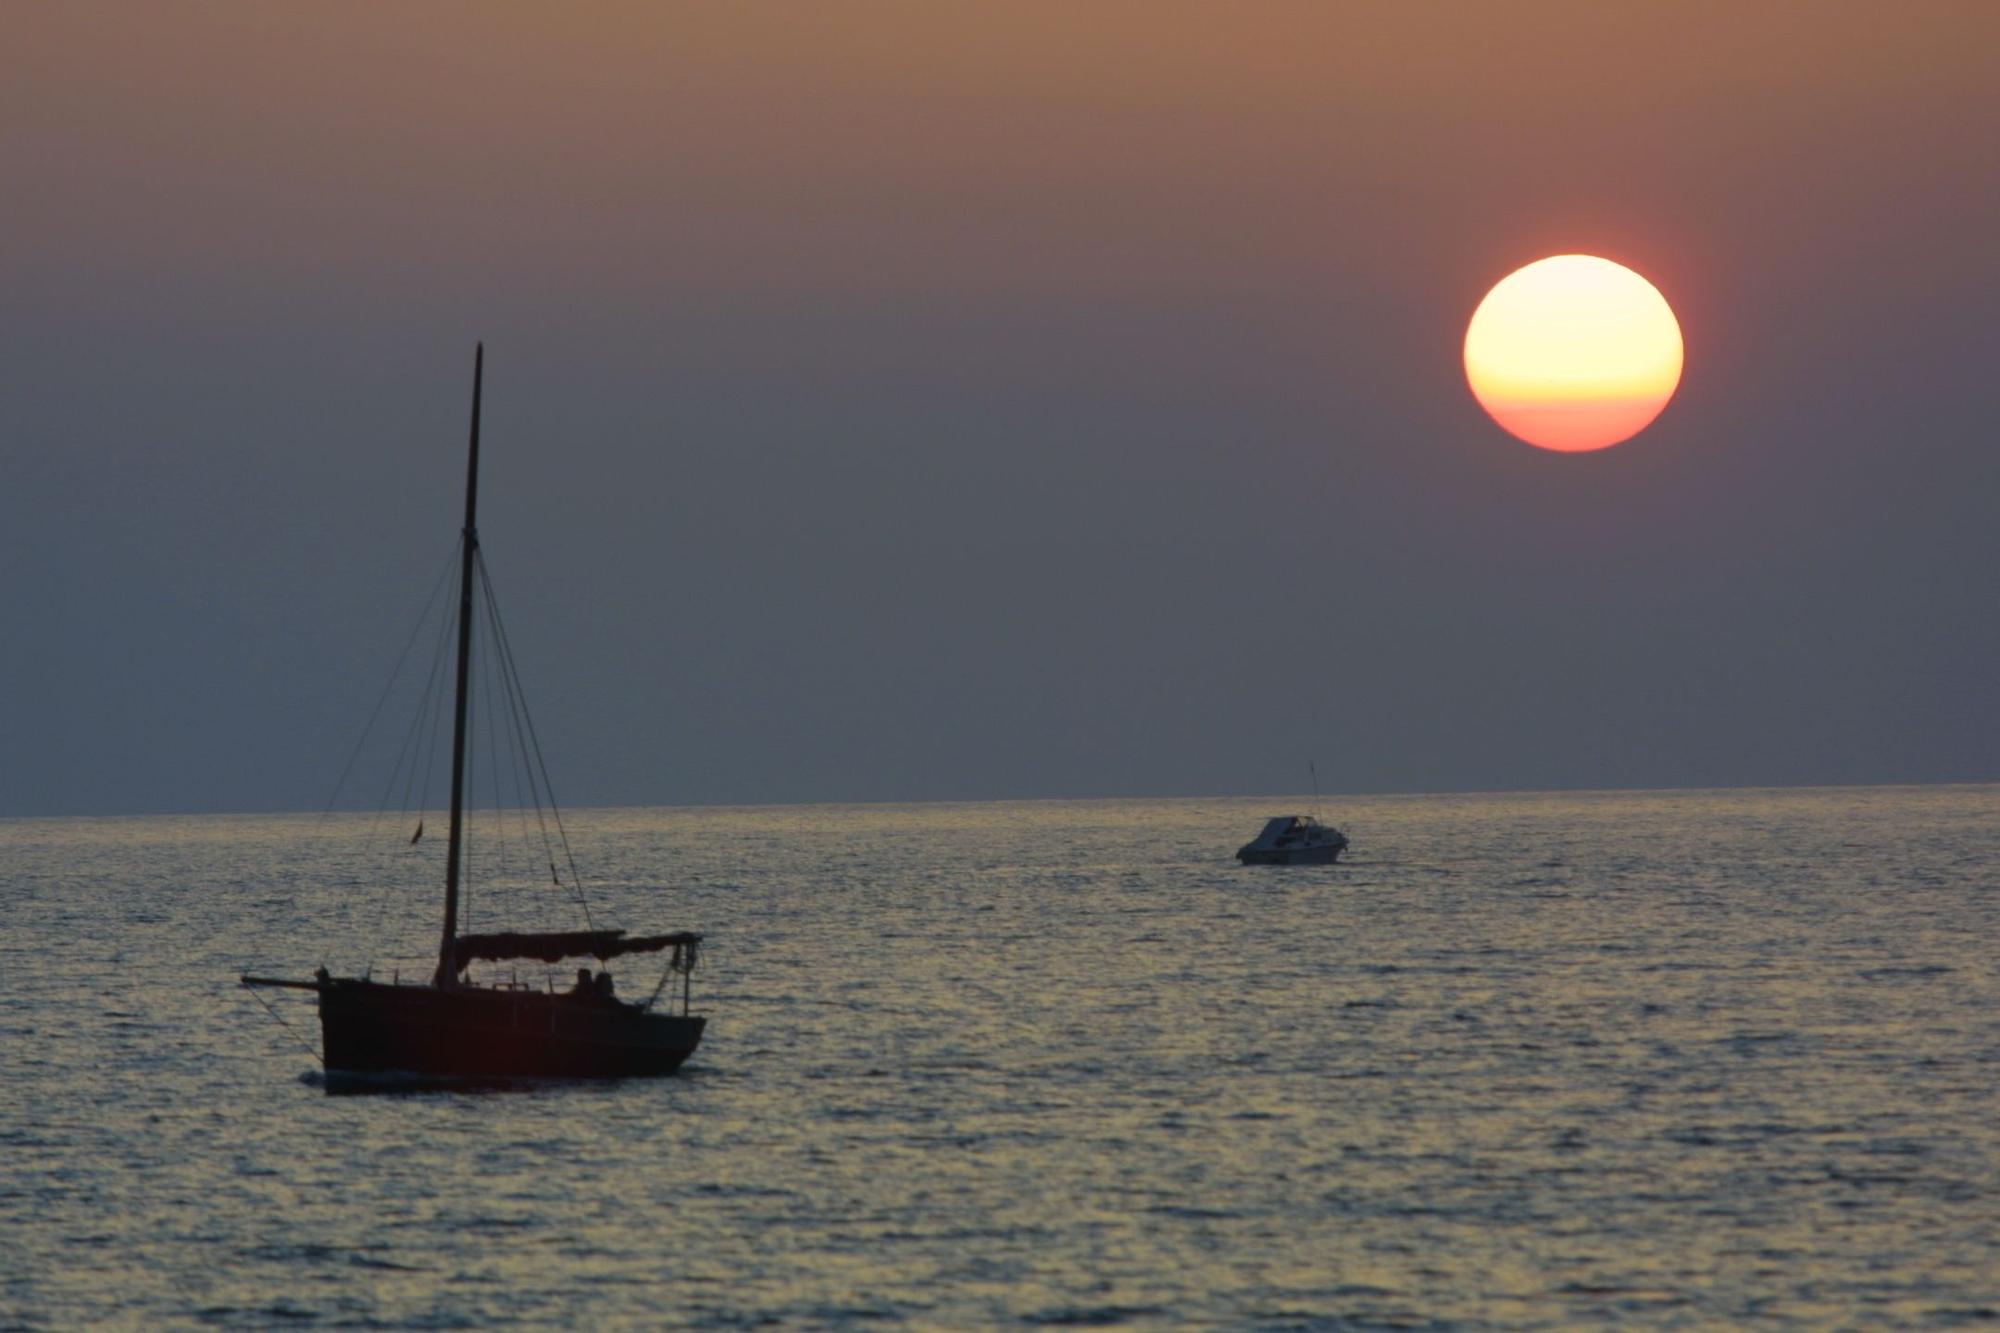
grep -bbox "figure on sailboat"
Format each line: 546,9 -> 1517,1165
243,346 -> 706,1081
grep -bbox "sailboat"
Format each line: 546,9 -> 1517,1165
243,346 -> 706,1080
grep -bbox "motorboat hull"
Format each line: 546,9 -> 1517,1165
318,978 -> 704,1079
1238,842 -> 1345,865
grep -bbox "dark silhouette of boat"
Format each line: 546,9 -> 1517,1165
243,347 -> 705,1080
1236,814 -> 1349,865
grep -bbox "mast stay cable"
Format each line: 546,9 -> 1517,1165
319,545 -> 456,825
476,552 -> 567,916
476,552 -> 594,929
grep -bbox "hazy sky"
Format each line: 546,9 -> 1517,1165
3,2 -> 1995,816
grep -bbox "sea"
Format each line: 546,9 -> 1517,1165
3,785 -> 1997,1329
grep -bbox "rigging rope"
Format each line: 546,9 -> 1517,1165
243,986 -> 325,1068
377,580 -> 456,838
307,524 -> 622,982
639,964 -> 675,1013
410,602 -> 454,832
361,554 -> 459,948
478,560 -> 563,905
477,553 -> 595,929
319,546 -> 457,826
486,572 -> 540,872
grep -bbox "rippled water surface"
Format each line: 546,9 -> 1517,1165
4,786 -> 1999,1328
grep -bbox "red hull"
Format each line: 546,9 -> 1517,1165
318,978 -> 704,1078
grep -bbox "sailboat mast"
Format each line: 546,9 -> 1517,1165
435,343 -> 484,986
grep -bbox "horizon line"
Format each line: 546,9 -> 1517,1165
3,775 -> 1993,823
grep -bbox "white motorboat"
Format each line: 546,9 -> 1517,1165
1236,814 -> 1349,865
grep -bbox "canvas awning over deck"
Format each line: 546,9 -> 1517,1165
448,929 -> 701,973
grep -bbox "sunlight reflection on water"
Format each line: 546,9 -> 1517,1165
3,786 -> 1998,1327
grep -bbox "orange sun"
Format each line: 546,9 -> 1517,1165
1464,255 -> 1684,452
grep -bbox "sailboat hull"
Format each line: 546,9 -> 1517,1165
318,978 -> 704,1079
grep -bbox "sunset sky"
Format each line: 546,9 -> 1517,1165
3,2 -> 1995,815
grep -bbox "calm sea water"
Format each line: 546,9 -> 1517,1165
3,786 -> 1998,1329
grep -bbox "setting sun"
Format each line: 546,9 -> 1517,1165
1464,255 -> 1684,452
